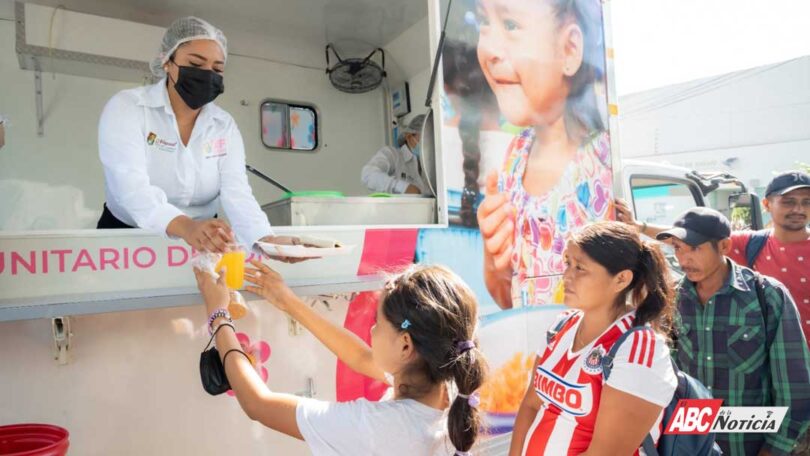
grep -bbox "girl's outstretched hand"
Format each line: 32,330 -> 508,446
244,259 -> 297,312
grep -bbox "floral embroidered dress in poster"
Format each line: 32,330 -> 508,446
499,128 -> 614,308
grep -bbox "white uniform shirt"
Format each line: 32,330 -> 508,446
98,80 -> 273,248
296,396 -> 453,455
361,144 -> 430,195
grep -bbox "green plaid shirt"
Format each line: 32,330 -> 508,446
674,259 -> 810,456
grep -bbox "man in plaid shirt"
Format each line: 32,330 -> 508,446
655,207 -> 810,456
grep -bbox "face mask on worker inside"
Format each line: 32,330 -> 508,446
171,64 -> 225,110
410,143 -> 421,159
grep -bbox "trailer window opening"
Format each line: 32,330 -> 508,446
629,177 -> 701,227
260,101 -> 318,151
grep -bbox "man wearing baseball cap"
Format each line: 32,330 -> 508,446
726,171 -> 810,346
617,171 -> 810,347
657,207 -> 810,456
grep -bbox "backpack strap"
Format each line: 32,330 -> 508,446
602,325 -> 662,456
601,325 -> 649,381
745,229 -> 770,268
641,435 -> 659,456
546,311 -> 578,345
752,272 -> 774,349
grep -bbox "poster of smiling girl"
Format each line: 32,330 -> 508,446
429,0 -> 617,313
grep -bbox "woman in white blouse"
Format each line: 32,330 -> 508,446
98,17 -> 293,255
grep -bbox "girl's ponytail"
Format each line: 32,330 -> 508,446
380,265 -> 489,452
448,341 -> 486,454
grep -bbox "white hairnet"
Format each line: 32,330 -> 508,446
151,16 -> 228,78
397,114 -> 426,147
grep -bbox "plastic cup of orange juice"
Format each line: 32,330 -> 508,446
217,246 -> 246,290
228,290 -> 248,320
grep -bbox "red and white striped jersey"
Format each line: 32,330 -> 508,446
524,310 -> 677,456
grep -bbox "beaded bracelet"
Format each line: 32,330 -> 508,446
208,308 -> 232,335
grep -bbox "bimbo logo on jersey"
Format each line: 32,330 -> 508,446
534,367 -> 592,416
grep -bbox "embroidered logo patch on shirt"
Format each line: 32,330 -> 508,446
582,346 -> 605,375
155,138 -> 178,153
204,138 -> 227,159
146,132 -> 177,153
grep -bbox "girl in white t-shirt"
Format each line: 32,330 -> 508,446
195,262 -> 488,455
509,222 -> 678,456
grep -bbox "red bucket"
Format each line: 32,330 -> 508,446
0,424 -> 69,456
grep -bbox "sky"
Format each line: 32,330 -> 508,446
610,0 -> 810,95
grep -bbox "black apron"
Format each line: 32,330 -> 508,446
96,204 -> 135,229
96,204 -> 216,229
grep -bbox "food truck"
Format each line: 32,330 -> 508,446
0,0 -> 763,454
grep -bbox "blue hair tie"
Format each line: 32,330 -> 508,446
400,319 -> 411,330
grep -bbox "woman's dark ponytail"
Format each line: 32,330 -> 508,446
632,242 -> 675,331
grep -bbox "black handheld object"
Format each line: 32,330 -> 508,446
200,323 -> 234,395
245,164 -> 293,194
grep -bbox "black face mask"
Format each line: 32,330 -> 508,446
200,325 -> 231,395
200,346 -> 230,395
170,63 -> 225,110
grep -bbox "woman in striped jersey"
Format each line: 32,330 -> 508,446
510,222 -> 678,455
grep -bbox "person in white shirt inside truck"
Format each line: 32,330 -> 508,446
361,114 -> 431,195
97,17 -> 299,257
